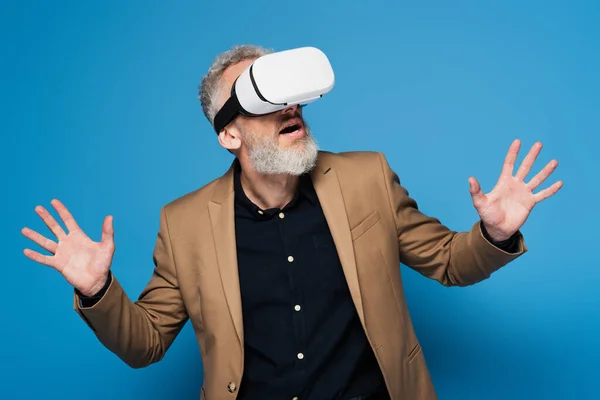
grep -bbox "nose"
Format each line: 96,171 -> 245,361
279,104 -> 298,115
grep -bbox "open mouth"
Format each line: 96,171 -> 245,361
279,120 -> 302,135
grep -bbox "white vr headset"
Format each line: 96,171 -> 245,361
213,46 -> 335,133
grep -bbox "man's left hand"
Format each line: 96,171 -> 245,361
468,139 -> 563,242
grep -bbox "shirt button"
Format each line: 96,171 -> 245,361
294,305 -> 301,311
292,397 -> 299,400
288,255 -> 294,262
257,210 -> 264,215
297,352 -> 304,359
279,212 -> 285,219
227,382 -> 236,393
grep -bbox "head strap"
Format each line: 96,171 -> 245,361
213,92 -> 242,134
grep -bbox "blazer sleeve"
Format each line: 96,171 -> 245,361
377,152 -> 528,286
73,206 -> 189,368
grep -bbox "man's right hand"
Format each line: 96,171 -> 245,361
22,199 -> 115,297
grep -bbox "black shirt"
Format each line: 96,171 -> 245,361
232,161 -> 388,400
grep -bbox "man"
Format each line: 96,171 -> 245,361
21,44 -> 562,400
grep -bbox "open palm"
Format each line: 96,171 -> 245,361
22,199 -> 115,296
469,140 -> 563,242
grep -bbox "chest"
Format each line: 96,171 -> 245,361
234,200 -> 348,307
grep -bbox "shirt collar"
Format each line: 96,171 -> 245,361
233,159 -> 318,218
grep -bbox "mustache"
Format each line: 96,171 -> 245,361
281,110 -> 302,122
278,112 -> 305,130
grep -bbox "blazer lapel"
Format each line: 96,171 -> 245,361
311,155 -> 365,325
208,164 -> 244,349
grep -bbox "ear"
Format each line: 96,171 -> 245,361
217,125 -> 242,151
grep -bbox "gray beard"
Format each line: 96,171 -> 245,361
243,125 -> 319,176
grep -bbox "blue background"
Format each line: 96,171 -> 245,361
2,0 -> 599,399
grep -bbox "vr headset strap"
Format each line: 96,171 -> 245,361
213,94 -> 242,134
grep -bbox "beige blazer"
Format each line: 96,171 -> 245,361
74,151 -> 526,400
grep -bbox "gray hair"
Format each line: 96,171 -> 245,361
198,44 -> 273,126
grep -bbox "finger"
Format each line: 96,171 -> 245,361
515,142 -> 542,181
35,205 -> 67,239
21,227 -> 58,254
101,215 -> 115,248
501,139 -> 521,177
51,199 -> 81,233
23,248 -> 56,268
533,180 -> 563,203
469,177 -> 487,209
526,159 -> 558,191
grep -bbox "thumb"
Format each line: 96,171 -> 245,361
468,177 -> 486,209
101,215 -> 115,248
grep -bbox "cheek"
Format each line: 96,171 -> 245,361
237,112 -> 283,139
247,119 -> 279,137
